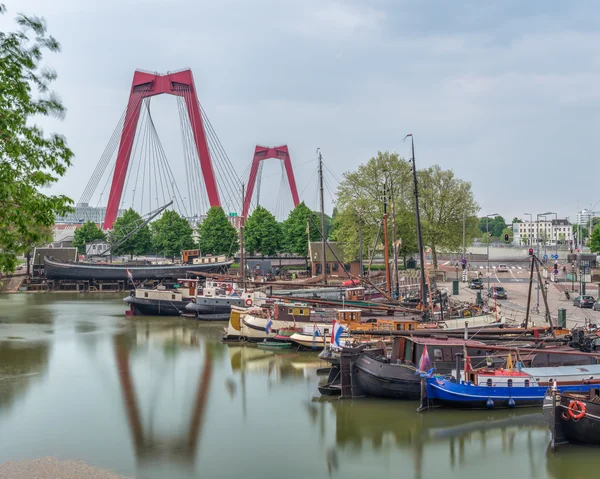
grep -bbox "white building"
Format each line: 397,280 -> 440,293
577,209 -> 600,226
512,219 -> 573,246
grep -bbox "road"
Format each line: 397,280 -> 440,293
449,271 -> 600,329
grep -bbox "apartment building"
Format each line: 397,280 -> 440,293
512,219 -> 573,246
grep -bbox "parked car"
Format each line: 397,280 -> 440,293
469,278 -> 484,289
488,286 -> 507,299
574,295 -> 596,308
497,264 -> 509,273
594,300 -> 600,311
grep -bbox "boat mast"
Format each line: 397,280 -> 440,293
407,134 -> 429,319
240,183 -> 245,286
390,177 -> 400,298
318,149 -> 327,284
382,181 -> 392,294
358,211 -> 364,282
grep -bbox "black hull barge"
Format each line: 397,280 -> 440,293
124,295 -> 188,316
544,386 -> 600,449
44,256 -> 232,281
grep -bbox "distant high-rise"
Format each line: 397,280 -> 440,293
577,209 -> 600,226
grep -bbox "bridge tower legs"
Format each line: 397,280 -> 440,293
242,145 -> 300,219
103,69 -> 220,230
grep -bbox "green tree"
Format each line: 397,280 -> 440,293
0,8 -> 73,273
281,202 -> 321,256
243,206 -> 281,256
512,217 -> 522,224
109,208 -> 152,258
479,215 -> 505,238
73,221 -> 106,254
590,227 -> 600,253
198,206 -> 238,255
151,210 -> 195,259
419,165 -> 479,268
333,151 -> 417,263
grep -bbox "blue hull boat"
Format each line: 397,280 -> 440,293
425,376 -> 597,409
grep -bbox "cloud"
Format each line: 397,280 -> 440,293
4,0 -> 600,222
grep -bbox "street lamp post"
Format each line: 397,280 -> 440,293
524,213 -> 533,245
485,213 -> 499,291
536,211 -> 553,312
548,212 -> 558,256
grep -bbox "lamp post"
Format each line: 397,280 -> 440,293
547,212 -> 558,256
524,213 -> 533,246
536,211 -> 552,312
485,213 -> 499,291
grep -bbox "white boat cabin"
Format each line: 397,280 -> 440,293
135,289 -> 184,302
458,369 -> 539,387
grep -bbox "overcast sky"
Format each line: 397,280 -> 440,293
4,0 -> 600,223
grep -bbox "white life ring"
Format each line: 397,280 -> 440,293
245,298 -> 253,306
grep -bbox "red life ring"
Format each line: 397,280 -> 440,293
568,400 -> 586,420
245,298 -> 253,306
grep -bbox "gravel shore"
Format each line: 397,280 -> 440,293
0,457 -> 134,479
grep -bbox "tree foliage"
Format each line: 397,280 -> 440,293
151,210 -> 195,258
280,202 -> 320,256
0,8 -> 73,272
333,151 -> 479,268
590,227 -> 600,254
478,216 -> 506,238
418,165 -> 479,268
243,206 -> 281,256
198,207 -> 238,255
512,217 -> 522,224
109,208 -> 152,258
333,152 -> 416,263
73,221 -> 106,253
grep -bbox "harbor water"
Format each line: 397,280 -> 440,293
1,293 -> 600,479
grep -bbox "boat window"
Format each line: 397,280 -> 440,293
324,329 -> 329,334
409,324 -> 415,330
524,379 -> 530,387
507,379 -> 513,387
172,295 -> 176,300
486,378 -> 492,387
433,349 -> 443,361
144,292 -> 148,298
288,309 -> 293,314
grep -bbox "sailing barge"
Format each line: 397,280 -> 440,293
44,255 -> 232,281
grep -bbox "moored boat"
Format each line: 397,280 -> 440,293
425,371 -> 600,410
124,278 -> 200,316
257,341 -> 292,350
544,386 -> 600,449
44,255 -> 232,281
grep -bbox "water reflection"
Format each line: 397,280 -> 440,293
4,293 -> 600,479
308,395 -> 551,479
0,341 -> 50,414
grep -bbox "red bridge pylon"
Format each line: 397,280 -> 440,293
243,145 -> 300,219
103,69 -> 219,229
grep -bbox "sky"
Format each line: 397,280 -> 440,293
3,0 -> 600,223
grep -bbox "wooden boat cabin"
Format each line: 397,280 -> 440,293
177,278 -> 200,297
389,337 -> 495,373
375,318 -> 421,332
273,303 -> 313,321
345,287 -> 365,301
